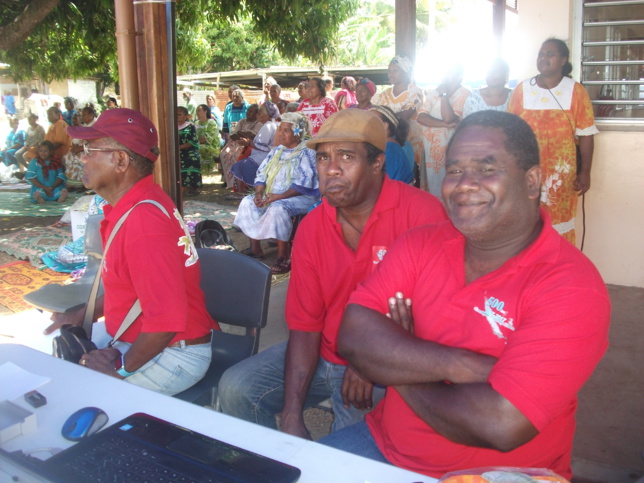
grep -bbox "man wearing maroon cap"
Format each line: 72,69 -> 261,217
219,109 -> 447,437
45,108 -> 217,395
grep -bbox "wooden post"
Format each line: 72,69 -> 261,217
133,0 -> 181,209
114,0 -> 139,110
395,0 -> 416,63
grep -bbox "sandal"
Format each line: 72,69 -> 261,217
241,247 -> 264,259
271,257 -> 291,275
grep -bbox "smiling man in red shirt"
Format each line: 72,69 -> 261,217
324,110 -> 610,479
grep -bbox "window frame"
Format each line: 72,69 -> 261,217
572,0 -> 644,131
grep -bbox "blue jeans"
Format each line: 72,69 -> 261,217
113,340 -> 211,396
319,421 -> 390,464
218,341 -> 385,431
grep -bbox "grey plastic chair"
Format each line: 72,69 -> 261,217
174,247 -> 271,407
23,214 -> 104,313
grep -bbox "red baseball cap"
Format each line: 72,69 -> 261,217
67,108 -> 159,162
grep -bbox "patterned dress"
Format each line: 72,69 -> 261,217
419,86 -> 470,199
234,144 -> 320,241
508,77 -> 598,243
196,119 -> 221,175
296,97 -> 338,137
178,122 -> 201,189
372,84 -> 426,174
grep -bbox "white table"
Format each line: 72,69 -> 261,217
0,344 -> 435,483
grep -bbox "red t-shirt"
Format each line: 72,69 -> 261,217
348,211 -> 610,478
100,175 -> 216,344
286,176 -> 447,365
296,97 -> 338,137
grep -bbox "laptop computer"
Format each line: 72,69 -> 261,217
1,412 -> 301,483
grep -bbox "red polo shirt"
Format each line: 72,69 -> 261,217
349,210 -> 610,478
286,176 -> 447,365
100,175 -> 216,344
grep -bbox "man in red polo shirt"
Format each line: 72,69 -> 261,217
219,109 -> 446,438
45,108 -> 216,396
326,111 -> 610,479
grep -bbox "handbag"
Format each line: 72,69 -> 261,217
52,324 -> 97,363
52,200 -> 169,363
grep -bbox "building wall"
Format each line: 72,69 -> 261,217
515,0 -> 644,287
68,79 -> 98,108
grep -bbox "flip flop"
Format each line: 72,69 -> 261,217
271,257 -> 291,275
241,247 -> 264,259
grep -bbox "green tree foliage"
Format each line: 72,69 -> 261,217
0,0 -> 116,83
203,19 -> 282,73
0,0 -> 358,82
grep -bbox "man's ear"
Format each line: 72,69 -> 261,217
113,150 -> 132,173
372,153 -> 386,174
525,165 -> 541,200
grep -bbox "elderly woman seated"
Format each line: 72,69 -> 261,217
233,112 -> 320,274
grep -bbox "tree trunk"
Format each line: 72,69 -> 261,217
0,0 -> 61,51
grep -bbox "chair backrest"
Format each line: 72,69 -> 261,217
197,248 -> 271,354
172,248 -> 272,405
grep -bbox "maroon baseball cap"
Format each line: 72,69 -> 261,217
67,108 -> 159,162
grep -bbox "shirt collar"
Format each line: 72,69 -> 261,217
102,175 -> 156,221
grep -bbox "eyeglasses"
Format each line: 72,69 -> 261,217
83,143 -> 120,156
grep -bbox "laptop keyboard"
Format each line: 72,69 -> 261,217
61,434 -> 221,482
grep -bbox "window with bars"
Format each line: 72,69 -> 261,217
580,0 -> 644,121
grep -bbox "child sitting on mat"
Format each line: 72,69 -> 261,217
26,141 -> 68,204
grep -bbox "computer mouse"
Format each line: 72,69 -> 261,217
61,407 -> 109,441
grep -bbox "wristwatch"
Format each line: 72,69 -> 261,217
115,354 -> 136,378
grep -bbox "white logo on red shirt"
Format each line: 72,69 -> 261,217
174,209 -> 198,267
474,296 -> 515,340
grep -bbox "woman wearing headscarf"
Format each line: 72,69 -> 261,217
372,55 -> 425,183
509,38 -> 598,244
195,104 -> 221,175
334,76 -> 357,110
417,63 -> 470,198
220,104 -> 263,189
230,102 -> 280,193
296,77 -> 338,137
234,112 -> 320,274
348,78 -> 376,110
